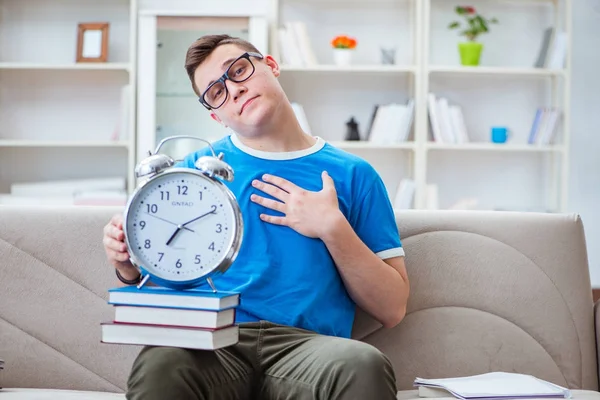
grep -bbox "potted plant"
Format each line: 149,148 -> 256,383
331,35 -> 357,67
448,6 -> 498,66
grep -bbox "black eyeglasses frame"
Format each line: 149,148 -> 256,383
198,51 -> 264,110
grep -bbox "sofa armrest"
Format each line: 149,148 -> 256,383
595,299 -> 600,388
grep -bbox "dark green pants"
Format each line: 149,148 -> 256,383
126,321 -> 397,400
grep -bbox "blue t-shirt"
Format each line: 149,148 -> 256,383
176,135 -> 404,338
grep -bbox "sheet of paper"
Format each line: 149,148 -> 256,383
415,372 -> 570,399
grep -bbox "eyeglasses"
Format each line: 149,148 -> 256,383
199,52 -> 264,110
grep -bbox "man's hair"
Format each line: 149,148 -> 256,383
185,34 -> 262,97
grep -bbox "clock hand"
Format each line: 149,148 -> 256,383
144,212 -> 195,233
165,207 -> 215,246
166,225 -> 184,246
181,208 -> 217,227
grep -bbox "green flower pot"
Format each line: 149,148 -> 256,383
458,42 -> 483,66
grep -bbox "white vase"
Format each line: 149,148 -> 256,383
333,49 -> 353,67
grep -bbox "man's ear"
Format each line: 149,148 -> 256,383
210,112 -> 227,128
264,55 -> 281,78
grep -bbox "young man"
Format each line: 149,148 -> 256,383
103,34 -> 409,400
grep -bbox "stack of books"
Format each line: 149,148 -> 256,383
101,286 -> 240,350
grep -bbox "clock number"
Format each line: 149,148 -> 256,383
178,185 -> 188,195
158,252 -> 164,261
216,223 -> 222,233
146,204 -> 158,214
139,221 -> 146,230
176,259 -> 182,268
199,191 -> 203,200
210,204 -> 217,212
208,242 -> 215,251
195,255 -> 201,264
144,239 -> 151,249
160,191 -> 170,201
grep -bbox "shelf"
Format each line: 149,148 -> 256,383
281,65 -> 416,74
0,140 -> 130,148
428,66 -> 565,78
0,62 -> 131,71
426,142 -> 564,153
157,92 -> 196,98
329,141 -> 415,150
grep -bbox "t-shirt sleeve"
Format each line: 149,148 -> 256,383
349,167 -> 404,259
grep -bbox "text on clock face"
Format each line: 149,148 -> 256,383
125,172 -> 237,281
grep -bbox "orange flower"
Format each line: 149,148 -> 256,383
331,35 -> 357,49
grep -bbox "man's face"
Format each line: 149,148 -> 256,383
193,44 -> 283,135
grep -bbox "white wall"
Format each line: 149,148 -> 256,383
569,0 -> 600,286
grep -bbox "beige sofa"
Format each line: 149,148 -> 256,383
1,205 -> 600,400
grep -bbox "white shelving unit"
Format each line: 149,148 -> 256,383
0,0 -> 137,203
270,0 -> 571,212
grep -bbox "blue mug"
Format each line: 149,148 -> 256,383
491,127 -> 509,143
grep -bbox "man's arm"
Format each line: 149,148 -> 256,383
321,213 -> 409,328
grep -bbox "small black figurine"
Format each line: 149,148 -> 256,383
345,117 -> 361,141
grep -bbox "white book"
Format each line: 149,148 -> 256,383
283,22 -> 305,66
449,106 -> 469,144
414,372 -> 571,400
428,93 -> 444,143
101,322 -> 239,350
397,100 -> 414,143
437,97 -> 456,144
386,103 -> 407,144
393,178 -> 415,210
114,305 -> 236,329
291,21 -> 318,66
368,104 -> 393,144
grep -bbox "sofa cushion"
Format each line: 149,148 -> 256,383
396,389 -> 600,400
0,388 -> 125,399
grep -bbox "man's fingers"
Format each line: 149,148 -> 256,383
259,213 -> 287,226
250,194 -> 286,212
110,214 -> 124,229
104,236 -> 127,253
251,180 -> 290,202
261,174 -> 298,193
107,225 -> 125,241
109,250 -> 130,263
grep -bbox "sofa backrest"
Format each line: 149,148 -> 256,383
353,209 -> 598,391
0,206 -> 597,393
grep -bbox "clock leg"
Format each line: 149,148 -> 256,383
207,277 -> 217,293
136,274 -> 151,290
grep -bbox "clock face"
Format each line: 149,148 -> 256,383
124,169 -> 241,283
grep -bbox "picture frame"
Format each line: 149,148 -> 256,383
76,23 -> 109,62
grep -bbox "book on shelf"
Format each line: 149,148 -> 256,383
534,27 -> 567,70
102,286 -> 241,350
528,108 -> 561,145
428,93 -> 469,144
414,372 -> 571,400
393,178 -> 416,210
367,100 -> 414,144
278,21 -> 318,67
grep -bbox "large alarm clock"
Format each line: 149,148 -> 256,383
123,135 -> 243,291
